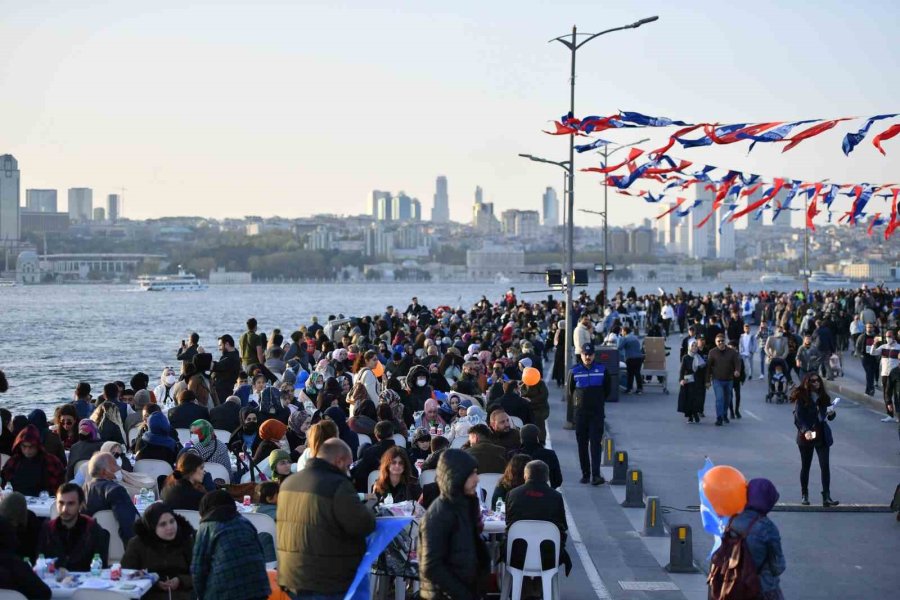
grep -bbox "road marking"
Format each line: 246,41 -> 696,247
619,581 -> 680,591
740,409 -> 763,421
547,428 -> 613,599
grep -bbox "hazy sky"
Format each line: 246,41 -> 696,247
2,0 -> 899,228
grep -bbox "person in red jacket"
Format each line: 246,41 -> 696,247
0,424 -> 65,496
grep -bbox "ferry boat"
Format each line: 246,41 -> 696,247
137,268 -> 207,291
808,271 -> 851,287
759,274 -> 796,285
0,279 -> 16,287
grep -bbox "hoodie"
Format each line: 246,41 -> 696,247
729,478 -> 786,595
0,425 -> 65,497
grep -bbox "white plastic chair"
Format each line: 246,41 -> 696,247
357,433 -> 372,452
243,511 -> 277,539
133,459 -> 173,479
127,424 -> 142,447
74,459 -> 89,476
477,473 -> 502,507
174,509 -> 201,530
450,437 -> 467,449
392,433 -> 407,448
500,520 -> 561,600
0,453 -> 9,469
0,589 -> 28,600
175,428 -> 192,445
93,509 -> 127,563
367,469 -> 381,493
419,469 -> 437,486
214,429 -> 232,444
204,461 -> 231,484
509,416 -> 524,429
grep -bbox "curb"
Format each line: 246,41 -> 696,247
831,382 -> 888,413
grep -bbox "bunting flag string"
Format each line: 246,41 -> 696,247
558,110 -> 900,155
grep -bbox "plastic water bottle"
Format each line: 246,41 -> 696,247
385,493 -> 394,505
2,482 -> 11,497
140,487 -> 150,504
495,498 -> 505,516
35,554 -> 47,577
90,553 -> 102,577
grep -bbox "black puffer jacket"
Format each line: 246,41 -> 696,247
419,449 -> 488,600
121,512 -> 195,600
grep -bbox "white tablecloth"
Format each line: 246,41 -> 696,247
27,496 -> 155,518
44,569 -> 155,599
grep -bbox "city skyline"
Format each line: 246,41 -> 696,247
0,2 -> 898,229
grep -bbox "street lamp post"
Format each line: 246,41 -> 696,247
523,15 -> 658,429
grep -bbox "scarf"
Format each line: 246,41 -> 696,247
78,419 -> 100,442
690,351 -> 706,372
142,412 -> 176,451
288,408 -> 310,437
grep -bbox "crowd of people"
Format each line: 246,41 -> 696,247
0,282 -> 898,599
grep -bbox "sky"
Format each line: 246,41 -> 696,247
1,0 -> 899,229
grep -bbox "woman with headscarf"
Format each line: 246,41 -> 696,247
154,366 -> 180,408
136,412 -> 179,466
286,408 -> 311,460
318,376 -> 347,413
0,425 -> 65,496
65,419 -> 104,481
252,419 -> 288,471
0,408 -> 13,455
0,515 -> 52,599
0,491 -> 41,561
324,405 -> 359,460
227,406 -> 262,458
10,415 -> 28,441
90,441 -> 156,498
268,449 -> 293,483
122,501 -> 196,600
91,400 -> 127,445
379,389 -> 410,436
28,409 -> 66,466
189,419 -> 232,479
53,404 -> 80,451
722,478 -> 786,600
678,340 -> 707,424
299,371 -> 325,412
446,404 -> 486,443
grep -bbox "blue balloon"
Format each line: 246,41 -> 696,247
295,370 -> 309,389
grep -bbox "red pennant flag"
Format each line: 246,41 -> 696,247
731,178 -> 786,221
782,119 -> 852,152
886,189 -> 900,239
543,121 -> 579,136
806,183 -> 823,231
867,213 -> 882,236
656,197 -> 687,219
648,124 -> 704,157
706,122 -> 782,145
873,123 -> 900,155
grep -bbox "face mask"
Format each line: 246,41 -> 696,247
165,375 -> 177,386
315,383 -> 324,390
78,432 -> 92,441
507,353 -> 515,359
115,457 -> 123,468
191,433 -> 201,445
114,470 -> 124,481
417,378 -> 427,387
244,422 -> 258,434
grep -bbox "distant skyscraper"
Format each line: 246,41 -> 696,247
0,154 -> 20,242
393,193 -> 413,221
744,186 -> 764,232
475,186 -> 483,205
93,207 -> 106,221
716,204 -> 735,259
542,187 -> 559,227
432,176 -> 449,223
26,189 -> 57,213
107,194 -> 121,222
371,190 -> 390,219
68,188 -> 93,222
689,185 -> 713,260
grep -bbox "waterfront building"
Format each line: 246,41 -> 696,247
67,188 -> 93,222
432,176 -> 449,223
466,244 -> 524,280
0,155 -> 21,242
26,189 -> 57,213
94,207 -> 106,221
107,194 -> 122,222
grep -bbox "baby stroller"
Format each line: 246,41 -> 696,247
825,352 -> 843,379
766,358 -> 792,404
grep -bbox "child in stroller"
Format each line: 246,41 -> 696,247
767,357 -> 792,403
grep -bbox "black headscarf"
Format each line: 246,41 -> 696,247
199,489 -> 238,523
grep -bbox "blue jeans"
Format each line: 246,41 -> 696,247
712,379 -> 733,420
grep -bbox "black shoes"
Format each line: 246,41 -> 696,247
723,416 -> 730,424
822,492 -> 840,507
715,419 -> 723,426
801,491 -> 810,506
580,476 -> 590,484
735,411 -> 742,419
591,475 -> 606,486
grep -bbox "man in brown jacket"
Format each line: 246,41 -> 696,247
707,334 -> 742,426
276,438 -> 376,598
464,424 -> 508,474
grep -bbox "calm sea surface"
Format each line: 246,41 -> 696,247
0,280 -> 796,413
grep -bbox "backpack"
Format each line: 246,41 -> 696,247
707,515 -> 762,600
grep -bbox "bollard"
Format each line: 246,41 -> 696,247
622,469 -> 646,508
600,437 -> 616,466
610,451 -> 628,485
665,525 -> 699,573
642,496 -> 665,536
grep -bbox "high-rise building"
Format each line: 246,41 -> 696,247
432,176 -> 449,223
542,187 -> 559,227
500,209 -> 518,235
68,188 -> 93,222
26,189 -> 57,213
655,202 -> 679,252
475,186 -> 483,205
364,223 -> 393,258
107,194 -> 122,222
630,228 -> 654,255
716,204 -> 735,259
688,185 -> 714,260
609,228 -> 629,255
473,201 -> 498,233
93,207 -> 106,221
371,190 -> 390,219
0,155 -> 20,242
743,186 -> 764,232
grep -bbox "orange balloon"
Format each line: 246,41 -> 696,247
372,361 -> 385,378
521,367 -> 541,387
702,465 -> 747,517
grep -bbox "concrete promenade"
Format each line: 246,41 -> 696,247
545,339 -> 899,599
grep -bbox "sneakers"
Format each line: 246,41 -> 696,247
591,475 -> 606,486
635,390 -> 643,395
881,416 -> 895,422
579,476 -> 590,484
759,374 -> 765,380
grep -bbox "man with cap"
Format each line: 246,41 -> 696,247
566,343 -> 611,485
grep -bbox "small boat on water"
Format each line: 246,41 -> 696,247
759,274 -> 796,285
808,271 -> 851,287
0,279 -> 16,287
137,267 -> 207,291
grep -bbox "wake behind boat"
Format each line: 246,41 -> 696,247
137,267 -> 207,291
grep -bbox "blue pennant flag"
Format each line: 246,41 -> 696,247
842,114 -> 897,155
698,457 -> 727,557
344,517 -> 413,600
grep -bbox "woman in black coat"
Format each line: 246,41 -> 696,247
160,453 -> 207,511
791,373 -> 838,507
677,341 -> 706,424
121,502 -> 195,600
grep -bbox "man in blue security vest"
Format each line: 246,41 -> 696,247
566,343 -> 612,485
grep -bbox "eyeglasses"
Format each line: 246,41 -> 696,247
809,379 -> 822,385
